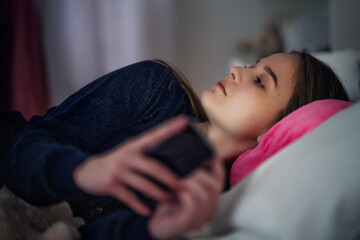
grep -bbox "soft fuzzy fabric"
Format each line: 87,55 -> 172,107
229,99 -> 354,187
0,187 -> 84,240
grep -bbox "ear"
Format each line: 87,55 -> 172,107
257,133 -> 265,143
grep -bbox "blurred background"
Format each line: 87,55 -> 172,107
1,0 -> 360,119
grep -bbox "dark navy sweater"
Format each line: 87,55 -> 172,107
0,61 -> 195,239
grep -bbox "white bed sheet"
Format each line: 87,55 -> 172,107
180,102 -> 360,240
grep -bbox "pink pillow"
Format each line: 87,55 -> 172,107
229,99 -> 354,187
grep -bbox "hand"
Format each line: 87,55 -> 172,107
148,158 -> 225,240
73,116 -> 189,216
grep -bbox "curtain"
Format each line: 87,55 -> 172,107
0,0 -> 49,119
39,0 -> 178,106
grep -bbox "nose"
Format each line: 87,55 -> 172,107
229,66 -> 244,82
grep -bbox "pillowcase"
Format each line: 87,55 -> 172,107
314,49 -> 360,101
229,99 -> 354,187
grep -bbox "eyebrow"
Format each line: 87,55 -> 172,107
256,59 -> 278,88
264,66 -> 278,88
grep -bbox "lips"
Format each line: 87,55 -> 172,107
216,79 -> 227,95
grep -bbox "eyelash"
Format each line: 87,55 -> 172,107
255,76 -> 264,89
244,64 -> 264,89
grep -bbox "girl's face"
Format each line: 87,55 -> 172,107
201,53 -> 300,144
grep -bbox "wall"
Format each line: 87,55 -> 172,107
40,0 -> 332,105
329,0 -> 360,51
173,0 -> 329,95
39,0 -> 178,105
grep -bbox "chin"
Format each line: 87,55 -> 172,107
199,92 -> 213,115
200,89 -> 210,99
200,89 -> 215,104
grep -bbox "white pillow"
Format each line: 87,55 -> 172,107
314,49 -> 360,101
187,102 -> 360,240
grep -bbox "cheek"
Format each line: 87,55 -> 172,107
211,96 -> 261,137
201,89 -> 282,138
225,96 -> 281,137
227,105 -> 271,137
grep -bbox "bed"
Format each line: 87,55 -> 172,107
179,49 -> 360,240
1,49 -> 359,240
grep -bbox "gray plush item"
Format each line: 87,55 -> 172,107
0,186 -> 84,240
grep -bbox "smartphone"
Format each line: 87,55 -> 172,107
145,119 -> 215,177
136,119 -> 215,209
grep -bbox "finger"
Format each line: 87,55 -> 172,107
192,169 -> 222,195
176,190 -> 203,228
110,185 -> 151,216
182,171 -> 220,223
130,115 -> 189,151
180,165 -> 223,203
199,159 -> 225,185
180,171 -> 211,205
121,170 -> 175,202
127,156 -> 180,191
176,189 -> 195,217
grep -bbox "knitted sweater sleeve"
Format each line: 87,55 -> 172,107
0,61 -> 193,206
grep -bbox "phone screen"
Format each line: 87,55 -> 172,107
135,119 -> 215,210
145,120 -> 214,177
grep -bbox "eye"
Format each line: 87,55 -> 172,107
255,76 -> 264,88
243,65 -> 248,68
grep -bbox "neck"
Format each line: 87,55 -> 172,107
197,121 -> 257,163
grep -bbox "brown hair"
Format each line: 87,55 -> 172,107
277,50 -> 350,121
155,50 -> 350,125
153,59 -> 208,122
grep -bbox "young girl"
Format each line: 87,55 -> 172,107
0,50 -> 349,239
